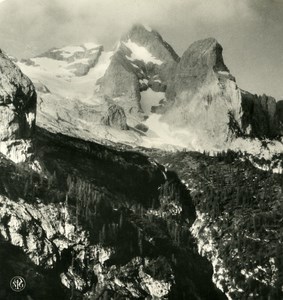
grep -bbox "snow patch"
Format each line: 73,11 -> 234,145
140,89 -> 164,115
123,39 -> 163,65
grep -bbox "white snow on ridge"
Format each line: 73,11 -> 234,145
123,39 -> 163,65
52,46 -> 85,58
18,50 -> 113,104
83,42 -> 100,50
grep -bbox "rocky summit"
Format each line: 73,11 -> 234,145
160,37 -> 243,149
97,24 -> 179,123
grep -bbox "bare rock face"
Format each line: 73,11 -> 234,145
165,38 -> 232,100
97,24 -> 179,120
98,53 -> 142,116
0,50 -> 36,141
101,104 -> 128,130
241,92 -> 282,138
161,38 -> 243,149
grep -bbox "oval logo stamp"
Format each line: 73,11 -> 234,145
10,276 -> 26,292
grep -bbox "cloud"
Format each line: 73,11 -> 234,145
0,0 -> 282,99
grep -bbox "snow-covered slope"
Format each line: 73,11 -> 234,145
17,43 -> 146,146
18,43 -> 111,104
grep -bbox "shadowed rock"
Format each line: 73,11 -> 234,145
0,50 -> 36,141
241,91 -> 282,138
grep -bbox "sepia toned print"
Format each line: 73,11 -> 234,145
0,1 -> 282,299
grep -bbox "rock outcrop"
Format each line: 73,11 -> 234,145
241,92 -> 282,138
101,104 -> 128,130
0,50 -> 36,141
0,50 -> 36,163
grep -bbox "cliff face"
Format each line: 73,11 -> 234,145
160,38 -> 243,149
241,91 -> 283,138
0,50 -> 37,163
165,38 -> 230,101
0,50 -> 36,141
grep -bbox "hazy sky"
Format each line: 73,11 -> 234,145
0,0 -> 282,99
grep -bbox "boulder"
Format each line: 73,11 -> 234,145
101,104 -> 128,130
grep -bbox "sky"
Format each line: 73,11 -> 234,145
0,0 -> 282,99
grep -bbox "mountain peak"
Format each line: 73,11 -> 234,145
121,23 -> 179,63
182,37 -> 229,73
121,23 -> 161,44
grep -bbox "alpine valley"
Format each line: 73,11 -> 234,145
0,23 -> 283,300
